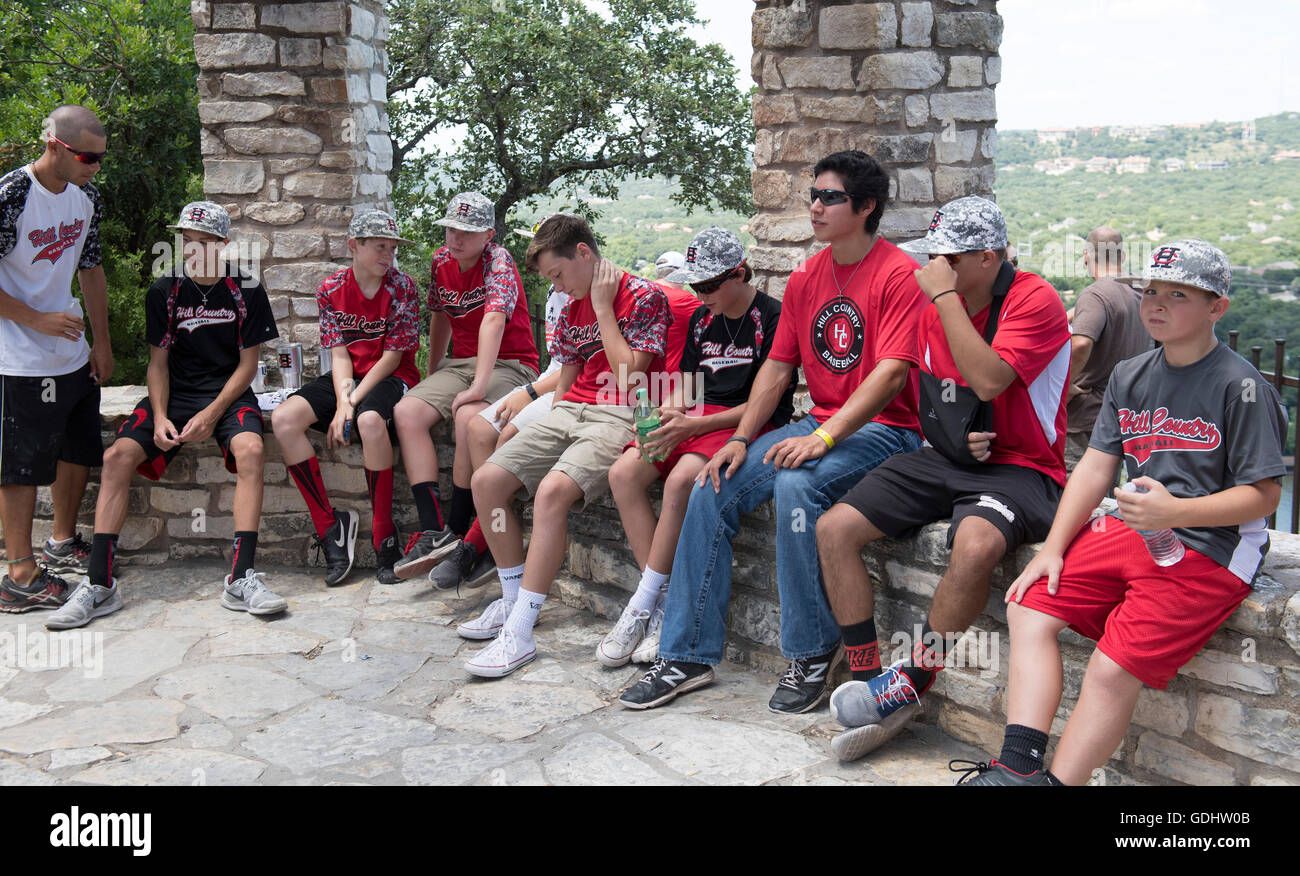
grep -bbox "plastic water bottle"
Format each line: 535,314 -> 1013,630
1120,482 -> 1185,566
633,388 -> 664,462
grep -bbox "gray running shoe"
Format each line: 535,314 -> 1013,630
41,533 -> 92,574
45,580 -> 123,630
222,569 -> 288,616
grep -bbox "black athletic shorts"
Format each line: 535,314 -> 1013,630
290,374 -> 406,444
0,362 -> 103,486
116,388 -> 264,480
837,446 -> 1063,554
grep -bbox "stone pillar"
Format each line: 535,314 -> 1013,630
750,0 -> 1001,297
191,0 -> 393,365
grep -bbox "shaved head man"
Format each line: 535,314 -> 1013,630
1065,226 -> 1150,472
0,104 -> 113,612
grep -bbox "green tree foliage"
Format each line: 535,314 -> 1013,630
0,0 -> 201,384
387,0 -> 754,255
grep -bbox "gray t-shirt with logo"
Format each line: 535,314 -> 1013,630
1069,276 -> 1150,435
1091,342 -> 1287,584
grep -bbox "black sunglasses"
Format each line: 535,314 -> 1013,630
691,269 -> 737,295
809,187 -> 852,206
51,135 -> 105,165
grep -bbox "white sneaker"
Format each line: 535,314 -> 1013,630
630,606 -> 664,664
464,628 -> 536,678
597,604 -> 650,667
456,597 -> 512,640
221,569 -> 288,615
45,580 -> 122,630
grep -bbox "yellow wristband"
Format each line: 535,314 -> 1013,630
814,427 -> 835,449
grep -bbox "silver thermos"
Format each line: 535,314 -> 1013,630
277,342 -> 303,391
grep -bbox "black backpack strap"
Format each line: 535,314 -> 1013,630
981,260 -> 1016,344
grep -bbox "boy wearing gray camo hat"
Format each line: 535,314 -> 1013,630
820,194 -> 1074,761
47,200 -> 286,629
962,238 -> 1286,786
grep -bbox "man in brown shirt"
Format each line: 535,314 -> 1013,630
1065,226 -> 1151,471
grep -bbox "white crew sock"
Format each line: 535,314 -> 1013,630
505,588 -> 547,639
628,567 -> 669,613
497,563 -> 525,604
47,535 -> 74,549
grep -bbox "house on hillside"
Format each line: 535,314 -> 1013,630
1274,150 -> 1300,162
1036,127 -> 1072,144
1084,156 -> 1116,173
1163,157 -> 1186,172
1195,161 -> 1229,171
1118,155 -> 1150,174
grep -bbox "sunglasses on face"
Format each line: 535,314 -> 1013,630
51,135 -> 105,166
927,251 -> 985,265
691,269 -> 736,295
809,187 -> 852,206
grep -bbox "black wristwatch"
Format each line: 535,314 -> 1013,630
524,383 -> 539,400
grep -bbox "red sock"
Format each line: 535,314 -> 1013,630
464,517 -> 488,555
288,457 -> 334,537
367,467 -> 395,548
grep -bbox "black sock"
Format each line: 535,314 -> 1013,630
448,485 -> 475,537
840,618 -> 881,681
901,620 -> 945,693
89,533 -> 118,589
999,724 -> 1049,775
411,481 -> 444,532
231,531 -> 258,581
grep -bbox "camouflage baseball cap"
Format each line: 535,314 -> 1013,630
1127,238 -> 1232,298
654,251 -> 685,279
667,227 -> 746,285
435,191 -> 495,232
167,201 -> 230,238
348,209 -> 416,245
900,196 -> 1008,255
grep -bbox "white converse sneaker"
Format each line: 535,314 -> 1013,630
630,606 -> 664,664
464,628 -> 536,678
596,604 -> 650,667
456,597 -> 512,640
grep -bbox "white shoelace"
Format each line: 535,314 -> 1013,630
876,665 -> 920,707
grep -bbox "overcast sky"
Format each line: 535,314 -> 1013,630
688,0 -> 1299,130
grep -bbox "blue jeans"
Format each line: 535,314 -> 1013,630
659,418 -> 921,666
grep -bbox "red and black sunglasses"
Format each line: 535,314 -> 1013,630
50,135 -> 105,166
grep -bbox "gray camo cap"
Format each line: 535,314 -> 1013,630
167,201 -> 230,239
1126,238 -> 1232,298
900,196 -> 1008,255
348,209 -> 416,245
667,227 -> 746,285
435,191 -> 495,232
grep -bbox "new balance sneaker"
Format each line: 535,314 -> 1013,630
596,604 -> 650,667
45,580 -> 123,630
41,533 -> 92,574
464,628 -> 536,678
221,569 -> 288,616
456,597 -> 512,640
768,647 -> 841,714
618,658 -> 715,710
0,566 -> 74,612
950,759 -> 1060,786
374,534 -> 403,585
312,509 -> 358,586
393,528 -> 459,580
629,606 -> 664,664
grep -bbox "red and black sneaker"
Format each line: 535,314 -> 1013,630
41,533 -> 93,574
0,566 -> 74,612
950,759 -> 1061,786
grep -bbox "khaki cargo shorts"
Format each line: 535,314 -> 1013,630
406,357 -> 538,420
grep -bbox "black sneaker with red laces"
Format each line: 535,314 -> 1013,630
950,759 -> 1062,786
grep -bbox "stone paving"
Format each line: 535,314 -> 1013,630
0,563 -> 983,785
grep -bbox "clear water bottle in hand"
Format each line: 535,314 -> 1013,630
1120,482 -> 1185,566
633,388 -> 664,463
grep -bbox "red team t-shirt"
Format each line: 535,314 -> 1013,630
428,242 -> 540,374
551,273 -> 670,407
918,270 -> 1072,485
317,266 -> 421,387
768,239 -> 926,429
660,284 -> 704,373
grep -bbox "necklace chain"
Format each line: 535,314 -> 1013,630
832,249 -> 870,298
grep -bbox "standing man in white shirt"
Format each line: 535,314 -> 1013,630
0,105 -> 113,611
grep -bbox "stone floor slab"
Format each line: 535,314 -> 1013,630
241,700 -> 438,774
430,678 -> 608,742
47,630 -> 201,703
0,699 -> 185,754
71,748 -> 267,785
153,664 -> 315,725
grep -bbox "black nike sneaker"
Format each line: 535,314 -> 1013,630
312,509 -> 358,586
768,647 -> 841,714
374,533 -> 403,585
950,759 -> 1061,786
619,658 -> 715,710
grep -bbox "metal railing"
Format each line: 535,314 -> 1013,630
1227,331 -> 1297,532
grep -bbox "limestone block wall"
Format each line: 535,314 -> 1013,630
191,0 -> 394,376
750,0 -> 1001,298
